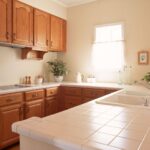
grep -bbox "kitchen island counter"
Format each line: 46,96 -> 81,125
12,87 -> 150,150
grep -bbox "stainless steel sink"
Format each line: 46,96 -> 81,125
0,84 -> 31,90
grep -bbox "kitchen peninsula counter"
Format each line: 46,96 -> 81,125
12,85 -> 150,150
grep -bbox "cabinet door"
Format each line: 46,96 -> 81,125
45,97 -> 58,116
13,0 -> 33,46
0,0 -> 11,42
49,15 -> 62,51
60,19 -> 67,51
64,96 -> 82,109
0,104 -> 23,148
25,99 -> 44,119
34,9 -> 49,51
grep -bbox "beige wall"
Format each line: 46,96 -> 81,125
58,0 -> 150,83
0,46 -> 56,85
0,0 -> 67,85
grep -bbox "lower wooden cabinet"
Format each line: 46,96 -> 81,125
24,99 -> 44,119
45,97 -> 58,116
64,96 -> 82,109
0,86 -> 119,149
45,87 -> 59,116
0,93 -> 23,149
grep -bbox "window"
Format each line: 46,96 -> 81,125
92,23 -> 124,72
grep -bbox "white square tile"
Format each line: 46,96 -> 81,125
88,132 -> 115,144
99,126 -> 122,136
110,137 -> 140,150
119,129 -> 145,141
83,141 -> 122,150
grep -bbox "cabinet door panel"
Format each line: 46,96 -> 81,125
45,97 -> 58,116
64,96 -> 82,109
0,0 -> 11,42
34,9 -> 49,50
13,0 -> 33,45
50,15 -> 61,50
0,104 -> 23,142
60,20 -> 66,51
25,99 -> 44,119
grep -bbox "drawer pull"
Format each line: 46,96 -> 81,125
6,99 -> 13,102
32,93 -> 38,98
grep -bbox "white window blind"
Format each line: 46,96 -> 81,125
92,23 -> 124,72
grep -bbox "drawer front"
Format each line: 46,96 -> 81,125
105,89 -> 118,94
83,88 -> 106,98
64,87 -> 82,96
46,87 -> 58,97
94,89 -> 106,98
64,96 -> 82,105
25,90 -> 44,101
83,88 -> 96,98
0,93 -> 23,106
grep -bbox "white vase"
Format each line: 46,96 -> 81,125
54,76 -> 64,82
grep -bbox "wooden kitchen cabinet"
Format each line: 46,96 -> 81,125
45,87 -> 59,116
24,99 -> 44,119
24,89 -> 45,119
0,0 -> 12,43
105,89 -> 118,94
60,19 -> 67,51
33,9 -> 49,51
82,88 -> 105,103
49,15 -> 66,52
12,0 -> 33,46
0,93 -> 23,149
45,97 -> 58,116
64,96 -> 82,109
62,87 -> 82,109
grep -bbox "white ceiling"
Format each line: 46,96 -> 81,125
54,0 -> 96,7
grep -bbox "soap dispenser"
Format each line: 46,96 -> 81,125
76,72 -> 82,83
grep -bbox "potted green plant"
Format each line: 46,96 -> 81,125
142,72 -> 150,83
47,59 -> 68,82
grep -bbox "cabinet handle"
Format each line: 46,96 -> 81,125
6,99 -> 13,102
13,33 -> 16,40
46,40 -> 49,46
6,32 -> 9,39
32,93 -> 38,98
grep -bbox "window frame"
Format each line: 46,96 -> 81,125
94,22 -> 125,43
92,22 -> 125,72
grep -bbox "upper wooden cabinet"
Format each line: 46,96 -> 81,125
12,0 -> 33,46
49,15 -> 66,52
33,9 -> 49,51
0,0 -> 11,43
0,0 -> 67,53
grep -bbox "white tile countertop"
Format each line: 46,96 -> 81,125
0,81 -> 149,95
12,84 -> 150,150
